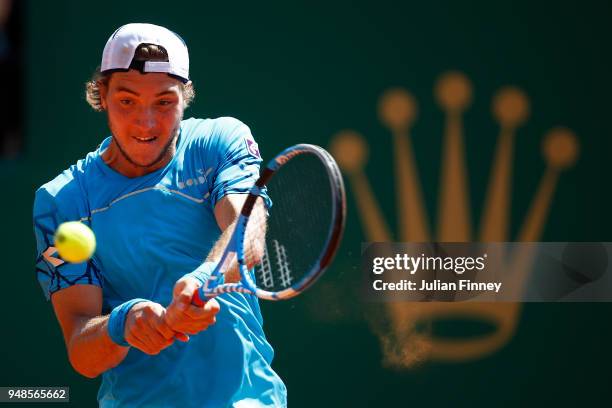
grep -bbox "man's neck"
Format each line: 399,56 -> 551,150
101,138 -> 177,178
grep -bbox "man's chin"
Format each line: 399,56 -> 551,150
128,154 -> 167,168
111,130 -> 179,171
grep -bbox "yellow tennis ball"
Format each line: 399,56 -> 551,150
54,221 -> 96,263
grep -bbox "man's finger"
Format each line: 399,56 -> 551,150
126,331 -> 156,355
132,318 -> 174,353
172,279 -> 200,311
156,311 -> 189,342
155,315 -> 180,341
183,298 -> 221,319
139,326 -> 167,350
174,333 -> 190,342
126,336 -> 150,354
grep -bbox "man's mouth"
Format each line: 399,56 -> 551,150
133,136 -> 158,143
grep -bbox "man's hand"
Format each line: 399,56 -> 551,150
124,301 -> 187,355
165,276 -> 220,335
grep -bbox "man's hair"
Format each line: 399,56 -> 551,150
85,43 -> 195,111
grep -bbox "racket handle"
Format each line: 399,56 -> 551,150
191,287 -> 207,307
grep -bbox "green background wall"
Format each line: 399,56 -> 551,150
1,0 -> 611,406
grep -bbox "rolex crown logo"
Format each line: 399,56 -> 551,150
329,71 -> 579,367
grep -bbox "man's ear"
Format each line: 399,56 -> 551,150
98,80 -> 108,111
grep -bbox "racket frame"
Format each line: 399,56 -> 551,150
194,143 -> 346,303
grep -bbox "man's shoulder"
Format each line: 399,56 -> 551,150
34,149 -> 100,216
182,116 -> 251,143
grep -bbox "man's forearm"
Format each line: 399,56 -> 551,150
204,218 -> 242,282
204,198 -> 267,282
67,314 -> 129,378
205,220 -> 235,264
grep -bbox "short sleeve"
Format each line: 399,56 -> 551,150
209,117 -> 272,209
33,188 -> 102,300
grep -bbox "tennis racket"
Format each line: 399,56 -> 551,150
191,143 -> 346,305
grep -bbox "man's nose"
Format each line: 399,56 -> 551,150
136,107 -> 157,130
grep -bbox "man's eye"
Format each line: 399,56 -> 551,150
158,100 -> 173,106
120,99 -> 133,106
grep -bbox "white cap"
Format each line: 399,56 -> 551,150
101,23 -> 189,82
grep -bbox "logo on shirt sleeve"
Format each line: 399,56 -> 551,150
245,136 -> 261,159
43,246 -> 65,267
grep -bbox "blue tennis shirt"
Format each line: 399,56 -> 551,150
33,117 -> 287,407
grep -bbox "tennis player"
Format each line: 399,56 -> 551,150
33,23 -> 287,407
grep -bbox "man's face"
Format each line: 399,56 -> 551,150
101,70 -> 185,169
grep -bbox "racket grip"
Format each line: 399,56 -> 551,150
191,287 -> 207,307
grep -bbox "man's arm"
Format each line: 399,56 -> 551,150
209,194 -> 267,281
52,285 -> 127,378
165,194 -> 266,333
52,285 -> 183,378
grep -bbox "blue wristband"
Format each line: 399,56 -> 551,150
184,261 -> 217,285
107,298 -> 149,347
